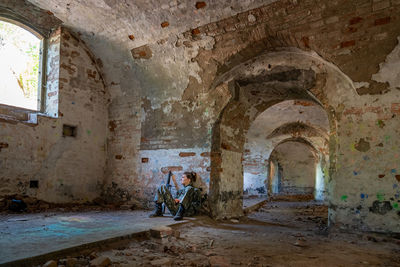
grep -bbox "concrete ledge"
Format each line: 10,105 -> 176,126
0,210 -> 194,267
1,219 -> 190,267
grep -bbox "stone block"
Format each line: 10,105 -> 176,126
43,260 -> 57,267
90,256 -> 111,267
150,226 -> 173,238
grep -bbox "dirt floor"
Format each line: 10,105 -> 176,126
38,201 -> 400,267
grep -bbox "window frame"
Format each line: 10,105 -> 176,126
0,16 -> 48,113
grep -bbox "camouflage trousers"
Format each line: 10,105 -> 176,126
154,185 -> 196,216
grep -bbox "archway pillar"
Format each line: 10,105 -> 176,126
210,148 -> 244,219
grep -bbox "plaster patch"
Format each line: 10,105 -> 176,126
372,36 -> 400,90
353,82 -> 370,89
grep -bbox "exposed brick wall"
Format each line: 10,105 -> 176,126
184,0 -> 400,96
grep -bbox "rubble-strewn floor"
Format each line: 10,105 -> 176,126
44,201 -> 399,267
0,210 -> 185,264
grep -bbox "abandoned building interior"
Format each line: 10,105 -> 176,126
0,0 -> 400,266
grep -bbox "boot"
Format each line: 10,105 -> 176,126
173,204 -> 184,221
149,202 -> 163,217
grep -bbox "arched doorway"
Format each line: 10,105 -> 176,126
209,48 -> 356,220
242,100 -> 329,203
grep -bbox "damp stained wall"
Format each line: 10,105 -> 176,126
1,0 -> 400,233
0,23 -> 108,202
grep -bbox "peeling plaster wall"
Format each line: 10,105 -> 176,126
0,26 -> 108,203
17,0 -> 400,233
331,90 -> 400,232
271,141 -> 317,195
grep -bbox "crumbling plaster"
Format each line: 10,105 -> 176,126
2,0 -> 399,233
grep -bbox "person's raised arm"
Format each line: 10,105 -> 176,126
172,174 -> 180,190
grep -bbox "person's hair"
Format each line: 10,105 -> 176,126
184,171 -> 196,183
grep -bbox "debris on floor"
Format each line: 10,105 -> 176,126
33,201 -> 400,267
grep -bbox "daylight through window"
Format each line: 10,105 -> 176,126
0,20 -> 42,111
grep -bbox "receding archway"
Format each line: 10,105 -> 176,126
268,139 -> 319,198
242,99 -> 329,202
209,48 -> 357,220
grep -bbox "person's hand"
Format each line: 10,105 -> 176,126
175,199 -> 180,204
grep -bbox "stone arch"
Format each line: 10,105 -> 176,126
268,137 -> 321,198
242,99 -> 329,200
209,48 -> 357,219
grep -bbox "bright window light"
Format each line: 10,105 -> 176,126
0,20 -> 42,111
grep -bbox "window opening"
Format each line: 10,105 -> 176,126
0,19 -> 43,111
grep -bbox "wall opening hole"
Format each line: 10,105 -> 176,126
63,124 -> 77,137
29,180 -> 39,188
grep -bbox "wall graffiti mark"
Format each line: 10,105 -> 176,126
377,120 -> 385,128
369,200 -> 392,215
376,192 -> 385,201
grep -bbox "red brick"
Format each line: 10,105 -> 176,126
374,17 -> 391,26
0,143 -> 9,148
221,143 -> 232,150
391,103 -> 400,114
200,152 -> 210,157
340,40 -> 356,48
141,158 -> 149,163
195,2 -> 206,9
365,106 -> 382,113
192,28 -> 201,35
344,107 -> 363,115
301,36 -> 310,48
349,17 -> 363,25
108,120 -> 117,132
161,166 -> 183,174
179,152 -> 196,157
294,100 -> 314,106
161,21 -> 169,28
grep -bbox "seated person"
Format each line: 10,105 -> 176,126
150,171 -> 200,220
